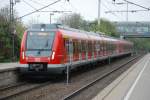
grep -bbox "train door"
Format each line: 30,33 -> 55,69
65,38 -> 73,64
92,41 -> 95,60
96,41 -> 99,58
100,40 -> 103,56
78,40 -> 82,61
73,39 -> 79,61
103,41 -> 106,56
68,39 -> 73,64
99,41 -> 101,57
73,40 -> 76,61
85,40 -> 88,60
88,41 -> 92,59
81,40 -> 86,60
108,41 -> 111,55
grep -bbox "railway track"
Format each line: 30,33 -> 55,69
0,81 -> 51,100
0,82 -> 26,91
63,55 -> 141,100
0,54 -> 142,100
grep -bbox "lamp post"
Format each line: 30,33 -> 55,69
50,13 -> 54,24
10,0 -> 20,61
98,0 -> 101,25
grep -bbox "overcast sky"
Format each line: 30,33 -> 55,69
0,0 -> 150,25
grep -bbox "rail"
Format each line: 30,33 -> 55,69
63,55 -> 141,100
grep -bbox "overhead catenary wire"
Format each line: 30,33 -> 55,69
59,0 -> 67,11
105,0 -> 150,21
67,1 -> 80,14
39,10 -> 72,13
103,0 -> 123,21
22,0 -> 37,10
105,9 -> 149,13
105,0 -> 125,21
123,0 -> 150,10
28,0 -> 58,11
29,0 -> 46,6
16,0 -> 62,20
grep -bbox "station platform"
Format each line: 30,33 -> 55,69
0,62 -> 19,71
92,53 -> 150,100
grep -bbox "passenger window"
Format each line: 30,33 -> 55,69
81,41 -> 85,53
96,41 -> 99,51
73,40 -> 78,54
73,41 -> 75,54
78,41 -> 81,53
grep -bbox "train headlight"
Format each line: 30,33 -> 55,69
41,28 -> 44,31
22,51 -> 25,60
51,51 -> 55,60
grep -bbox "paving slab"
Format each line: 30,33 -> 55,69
92,54 -> 150,100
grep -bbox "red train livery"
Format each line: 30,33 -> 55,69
20,24 -> 133,75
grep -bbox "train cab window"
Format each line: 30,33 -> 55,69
26,31 -> 55,50
26,31 -> 55,57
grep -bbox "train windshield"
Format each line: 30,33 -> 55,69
26,31 -> 55,50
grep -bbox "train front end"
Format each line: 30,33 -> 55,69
19,24 -> 65,76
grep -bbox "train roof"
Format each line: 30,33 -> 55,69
28,24 -> 132,44
28,24 -> 60,31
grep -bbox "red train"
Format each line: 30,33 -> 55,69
20,24 -> 133,75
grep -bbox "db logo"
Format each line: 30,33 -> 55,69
35,58 -> 41,62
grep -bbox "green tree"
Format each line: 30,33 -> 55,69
57,13 -> 118,37
57,13 -> 83,29
0,6 -> 25,62
127,38 -> 150,52
89,19 -> 119,37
